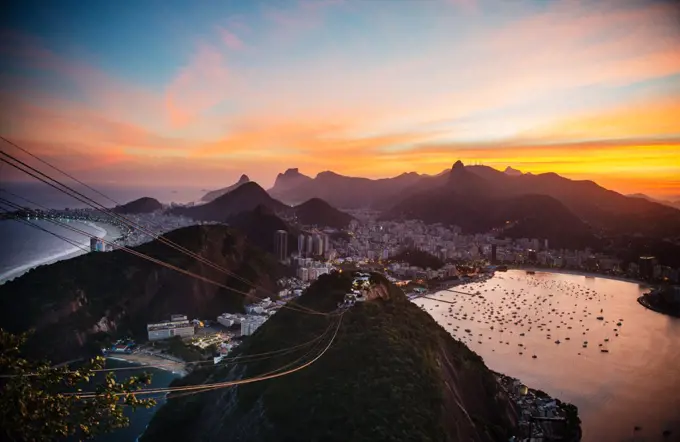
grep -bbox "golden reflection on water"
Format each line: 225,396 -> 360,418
416,270 -> 680,442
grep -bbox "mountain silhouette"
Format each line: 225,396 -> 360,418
201,174 -> 250,202
172,182 -> 288,221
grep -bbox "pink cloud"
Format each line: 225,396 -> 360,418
262,0 -> 345,39
165,43 -> 231,128
218,27 -> 244,50
447,0 -> 477,12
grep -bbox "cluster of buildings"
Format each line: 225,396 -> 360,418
339,272 -> 373,307
294,257 -> 333,281
273,230 -> 333,262
497,374 -> 576,440
217,313 -> 269,336
327,214 -> 680,284
118,212 -> 199,247
146,314 -> 196,341
217,298 -> 278,337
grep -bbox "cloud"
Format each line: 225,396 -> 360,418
165,43 -> 231,128
218,27 -> 244,50
262,0 -> 345,40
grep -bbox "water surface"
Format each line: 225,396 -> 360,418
416,270 -> 680,442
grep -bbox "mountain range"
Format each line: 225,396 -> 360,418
174,181 -> 355,229
265,162 -> 680,242
627,193 -> 680,210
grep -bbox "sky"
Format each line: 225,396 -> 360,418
1,0 -> 679,199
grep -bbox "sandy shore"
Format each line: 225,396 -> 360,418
107,353 -> 188,376
0,219 -> 122,285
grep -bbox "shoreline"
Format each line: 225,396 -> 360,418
511,267 -> 651,286
106,353 -> 188,376
0,219 -> 121,285
637,295 -> 680,318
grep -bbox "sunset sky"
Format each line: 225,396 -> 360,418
1,0 -> 679,199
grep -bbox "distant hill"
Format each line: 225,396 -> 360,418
384,161 -> 680,242
171,182 -> 288,222
113,197 -> 162,214
504,166 -> 523,177
268,169 -> 425,208
141,272 -> 522,442
292,198 -> 354,228
227,205 -> 299,255
0,225 -> 281,362
627,193 -> 680,210
385,184 -> 597,249
268,168 -> 313,201
201,174 -> 250,202
266,163 -> 680,240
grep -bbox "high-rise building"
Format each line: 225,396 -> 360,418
306,235 -> 313,255
323,234 -> 330,254
298,234 -> 306,257
313,234 -> 324,256
491,244 -> 497,264
639,256 -> 655,280
275,230 -> 288,261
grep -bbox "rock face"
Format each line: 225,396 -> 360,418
141,273 -> 518,442
268,168 -> 313,199
201,174 -> 251,202
113,197 -> 162,214
0,225 -> 281,362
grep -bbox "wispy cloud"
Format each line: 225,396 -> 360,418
165,43 -> 231,128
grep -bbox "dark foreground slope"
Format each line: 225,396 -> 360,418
142,273 -> 518,442
0,225 -> 280,362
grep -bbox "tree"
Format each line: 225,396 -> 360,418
0,329 -> 156,441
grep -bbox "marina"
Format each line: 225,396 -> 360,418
415,270 -> 680,442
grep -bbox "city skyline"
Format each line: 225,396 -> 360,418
2,0 -> 680,199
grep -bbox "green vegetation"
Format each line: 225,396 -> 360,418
391,248 -> 445,270
0,329 -> 155,441
0,225 -> 281,363
141,272 -> 516,442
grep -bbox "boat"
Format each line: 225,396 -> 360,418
600,349 -> 609,353
526,270 -> 536,275
596,316 -> 604,320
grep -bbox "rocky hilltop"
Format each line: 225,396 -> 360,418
113,197 -> 162,214
141,272 -> 519,442
201,174 -> 251,202
0,225 -> 281,362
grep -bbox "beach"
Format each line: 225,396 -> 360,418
107,352 -> 188,376
0,219 -> 121,285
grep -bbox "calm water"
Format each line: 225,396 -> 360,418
0,219 -> 105,282
83,359 -> 179,442
416,270 -> 680,442
0,182 -> 205,282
